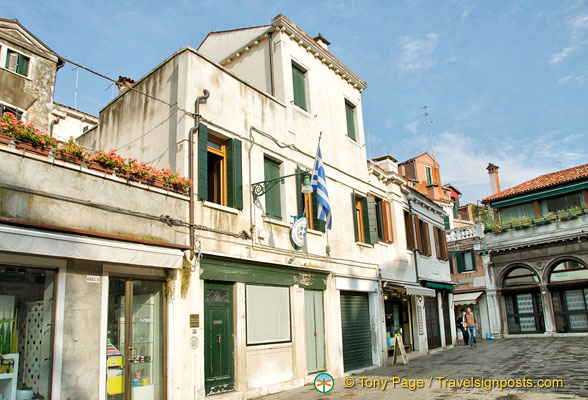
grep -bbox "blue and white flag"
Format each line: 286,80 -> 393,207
311,146 -> 332,230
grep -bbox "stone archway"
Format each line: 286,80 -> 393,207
500,265 -> 545,334
546,259 -> 588,333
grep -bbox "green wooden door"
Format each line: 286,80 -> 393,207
204,283 -> 234,395
304,290 -> 325,373
340,292 -> 372,372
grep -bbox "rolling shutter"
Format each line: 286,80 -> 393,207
340,292 -> 372,371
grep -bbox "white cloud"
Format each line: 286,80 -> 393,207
550,46 -> 577,65
558,74 -> 574,85
569,13 -> 588,41
396,33 -> 439,72
403,120 -> 420,133
557,71 -> 588,86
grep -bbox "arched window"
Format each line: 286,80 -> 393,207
503,267 -> 539,287
549,260 -> 588,283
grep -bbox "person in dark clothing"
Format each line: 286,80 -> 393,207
456,310 -> 469,345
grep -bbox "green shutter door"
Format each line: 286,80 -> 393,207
345,101 -> 356,140
198,123 -> 209,200
456,252 -> 465,273
305,290 -> 325,373
340,292 -> 372,372
226,139 -> 243,209
361,197 -> 378,245
264,158 -> 281,219
17,54 -> 29,76
292,64 -> 307,110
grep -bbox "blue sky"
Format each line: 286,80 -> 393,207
3,0 -> 588,203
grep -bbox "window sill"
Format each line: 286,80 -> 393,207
264,217 -> 288,228
246,341 -> 292,350
203,201 -> 240,215
345,135 -> 362,148
307,228 -> 324,236
292,103 -> 312,118
356,241 -> 374,248
2,67 -> 31,81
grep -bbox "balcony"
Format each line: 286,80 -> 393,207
446,224 -> 484,242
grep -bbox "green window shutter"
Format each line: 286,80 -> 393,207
443,215 -> 451,230
311,191 -> 326,232
375,200 -> 384,241
295,167 -> 304,216
17,54 -> 29,76
449,254 -> 454,274
456,252 -> 465,273
226,138 -> 243,209
345,101 -> 356,141
361,196 -> 378,245
292,64 -> 307,110
264,158 -> 281,219
425,166 -> 433,186
351,193 -> 359,242
197,123 -> 208,200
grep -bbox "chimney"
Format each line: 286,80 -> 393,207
116,76 -> 135,93
486,163 -> 501,194
313,33 -> 331,51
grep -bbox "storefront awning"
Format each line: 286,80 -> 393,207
405,285 -> 436,297
453,291 -> 483,306
0,225 -> 184,268
424,281 -> 456,291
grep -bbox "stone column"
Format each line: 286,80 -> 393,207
437,291 -> 446,348
540,284 -> 556,334
486,289 -> 502,335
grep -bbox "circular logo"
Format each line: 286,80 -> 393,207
290,217 -> 308,248
314,372 -> 334,393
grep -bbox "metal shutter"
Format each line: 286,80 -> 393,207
340,292 -> 372,371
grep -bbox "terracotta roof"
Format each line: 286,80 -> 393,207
483,163 -> 588,203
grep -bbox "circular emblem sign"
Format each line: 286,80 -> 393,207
314,372 -> 334,393
290,217 -> 308,248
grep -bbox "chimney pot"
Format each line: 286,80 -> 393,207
487,163 -> 500,194
313,33 -> 331,51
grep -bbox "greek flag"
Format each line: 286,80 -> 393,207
311,146 -> 332,230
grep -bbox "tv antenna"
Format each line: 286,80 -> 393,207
72,66 -> 79,108
419,105 -> 435,159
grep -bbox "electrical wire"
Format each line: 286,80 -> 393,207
114,108 -> 179,151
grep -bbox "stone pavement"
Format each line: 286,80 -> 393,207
260,337 -> 588,399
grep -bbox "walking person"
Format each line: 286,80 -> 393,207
456,310 -> 469,345
465,307 -> 478,349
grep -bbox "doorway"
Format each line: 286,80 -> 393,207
424,295 -> 441,350
304,290 -> 325,373
106,278 -> 165,400
204,282 -> 234,395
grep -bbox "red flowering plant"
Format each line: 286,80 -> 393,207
123,158 -> 159,180
89,149 -> 125,170
160,168 -> 192,192
58,137 -> 87,158
0,112 -> 56,149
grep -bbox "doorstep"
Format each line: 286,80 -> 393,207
206,390 -> 243,400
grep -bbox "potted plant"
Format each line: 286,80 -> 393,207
56,137 -> 87,164
88,149 -> 124,174
568,205 -> 582,217
533,212 -> 555,225
2,114 -> 56,156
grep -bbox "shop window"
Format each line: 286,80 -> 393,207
295,167 -> 325,232
246,285 -> 291,345
197,124 -> 243,209
0,266 -> 55,399
503,267 -> 539,287
345,100 -> 356,141
291,62 -> 308,111
5,49 -> 30,77
264,157 -> 282,220
352,193 -> 378,244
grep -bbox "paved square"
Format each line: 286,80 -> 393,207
260,337 -> 588,399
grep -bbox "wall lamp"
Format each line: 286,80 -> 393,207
252,169 -> 312,201
418,295 -> 423,302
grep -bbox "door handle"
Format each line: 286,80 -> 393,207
217,334 -> 221,345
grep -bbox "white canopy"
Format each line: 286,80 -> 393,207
453,291 -> 483,306
405,284 -> 436,297
0,225 -> 184,269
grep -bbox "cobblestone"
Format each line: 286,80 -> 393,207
260,337 -> 588,399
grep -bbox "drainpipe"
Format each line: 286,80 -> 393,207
189,90 -> 210,259
267,31 -> 275,97
407,195 -> 421,283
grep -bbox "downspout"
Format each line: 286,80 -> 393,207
189,90 -> 210,259
407,195 -> 421,283
267,31 -> 275,97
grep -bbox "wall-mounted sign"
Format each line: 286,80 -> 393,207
290,217 -> 308,249
86,275 -> 100,284
190,314 -> 199,328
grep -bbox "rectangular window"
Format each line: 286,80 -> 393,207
1,103 -> 23,120
404,211 -> 416,250
246,285 -> 291,345
498,202 -> 536,221
345,100 -> 356,141
540,192 -> 583,214
455,251 -> 476,273
354,195 -> 365,242
295,167 -> 325,232
425,166 -> 433,186
419,220 -> 431,256
433,226 -> 449,260
198,124 -> 243,209
6,49 -> 30,77
292,62 -> 307,110
352,194 -> 378,244
264,157 -> 282,219
374,197 -> 394,243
